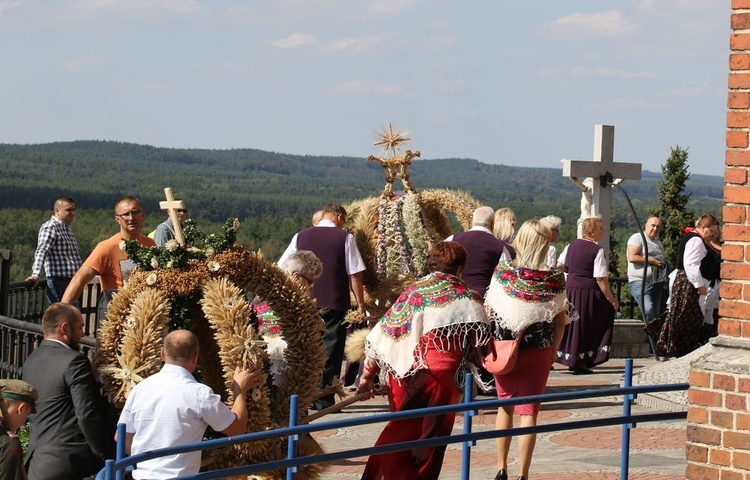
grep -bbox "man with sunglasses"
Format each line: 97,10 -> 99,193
61,196 -> 156,304
153,207 -> 187,246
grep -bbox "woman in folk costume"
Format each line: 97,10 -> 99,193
250,250 -> 322,386
357,241 -> 491,480
556,216 -> 619,374
645,214 -> 721,357
485,219 -> 574,480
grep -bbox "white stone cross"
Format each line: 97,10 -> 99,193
159,187 -> 186,245
562,125 -> 642,256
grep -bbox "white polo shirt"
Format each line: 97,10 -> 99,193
119,364 -> 236,479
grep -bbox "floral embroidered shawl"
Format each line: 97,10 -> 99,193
484,261 -> 576,336
364,272 -> 491,380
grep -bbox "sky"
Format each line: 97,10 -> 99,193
0,0 -> 730,176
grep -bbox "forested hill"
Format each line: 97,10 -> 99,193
0,140 -> 723,225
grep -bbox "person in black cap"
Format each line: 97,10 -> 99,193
0,379 -> 38,480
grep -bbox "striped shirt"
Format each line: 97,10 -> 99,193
31,216 -> 82,278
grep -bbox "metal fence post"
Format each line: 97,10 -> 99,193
620,358 -> 634,480
287,394 -> 300,480
0,250 -> 10,317
461,372 -> 475,480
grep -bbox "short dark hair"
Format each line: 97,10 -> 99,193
54,196 -> 74,206
428,242 -> 468,276
41,303 -> 79,336
115,196 -> 141,213
163,330 -> 199,363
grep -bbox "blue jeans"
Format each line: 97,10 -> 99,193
628,280 -> 664,323
45,277 -> 72,304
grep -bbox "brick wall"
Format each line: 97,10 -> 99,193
685,2 -> 750,479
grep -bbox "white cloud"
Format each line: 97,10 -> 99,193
271,33 -> 317,49
568,67 -> 657,79
605,98 -> 663,109
0,1 -> 24,15
64,55 -> 108,72
538,66 -> 657,80
427,34 -> 460,50
367,0 -> 426,15
435,79 -> 466,93
668,83 -> 723,98
75,0 -> 202,14
333,80 -> 407,97
540,9 -> 633,38
325,32 -> 396,53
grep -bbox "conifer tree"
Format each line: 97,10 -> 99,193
648,146 -> 696,267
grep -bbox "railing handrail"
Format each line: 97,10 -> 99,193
101,381 -> 689,479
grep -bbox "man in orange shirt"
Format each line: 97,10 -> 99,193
62,196 -> 155,304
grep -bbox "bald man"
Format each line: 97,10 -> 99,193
118,330 -> 263,479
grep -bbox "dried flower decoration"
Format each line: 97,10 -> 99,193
164,239 -> 179,251
233,218 -> 241,231
146,273 -> 158,286
119,240 -> 126,252
208,261 -> 221,272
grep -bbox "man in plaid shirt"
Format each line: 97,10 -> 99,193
25,196 -> 82,304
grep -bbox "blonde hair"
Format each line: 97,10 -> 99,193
513,219 -> 551,270
493,208 -> 516,243
581,216 -> 602,238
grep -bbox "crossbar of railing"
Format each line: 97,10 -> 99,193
100,379 -> 688,480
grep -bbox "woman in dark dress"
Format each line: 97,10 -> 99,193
557,217 -> 619,374
645,214 -> 720,357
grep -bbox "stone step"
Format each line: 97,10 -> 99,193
611,318 -> 652,358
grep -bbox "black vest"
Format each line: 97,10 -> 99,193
676,231 -> 720,282
452,230 -> 505,297
297,226 -> 351,310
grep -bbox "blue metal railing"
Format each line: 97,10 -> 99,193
99,359 -> 688,480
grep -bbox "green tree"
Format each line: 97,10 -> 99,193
648,146 -> 697,267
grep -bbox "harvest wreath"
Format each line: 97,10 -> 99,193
96,219 -> 326,480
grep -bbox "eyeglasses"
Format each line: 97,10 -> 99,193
176,209 -> 187,214
116,210 -> 143,219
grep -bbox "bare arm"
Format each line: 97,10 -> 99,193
349,272 -> 365,310
221,366 -> 263,437
627,245 -> 663,268
596,277 -> 619,311
61,265 -> 98,304
123,432 -> 134,456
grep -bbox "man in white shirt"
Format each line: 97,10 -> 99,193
118,330 -> 262,479
278,204 -> 366,410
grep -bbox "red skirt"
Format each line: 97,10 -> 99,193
494,345 -> 553,416
361,348 -> 462,480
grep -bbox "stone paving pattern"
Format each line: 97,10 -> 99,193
307,358 -> 688,479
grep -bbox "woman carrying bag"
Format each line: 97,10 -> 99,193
484,219 -> 576,480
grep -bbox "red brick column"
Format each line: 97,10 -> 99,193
685,2 -> 750,479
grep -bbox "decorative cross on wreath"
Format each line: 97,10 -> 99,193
159,187 -> 186,245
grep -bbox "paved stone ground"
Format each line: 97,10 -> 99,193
305,358 -> 687,479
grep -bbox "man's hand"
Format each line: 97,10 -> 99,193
232,366 -> 263,395
25,275 -> 40,287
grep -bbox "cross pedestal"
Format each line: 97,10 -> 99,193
561,125 -> 642,256
159,187 -> 186,245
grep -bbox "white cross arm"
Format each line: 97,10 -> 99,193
562,159 -> 642,181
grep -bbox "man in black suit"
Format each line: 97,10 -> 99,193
22,303 -> 115,480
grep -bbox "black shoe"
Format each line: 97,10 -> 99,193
494,469 -> 508,480
572,366 -> 593,375
517,476 -> 526,480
